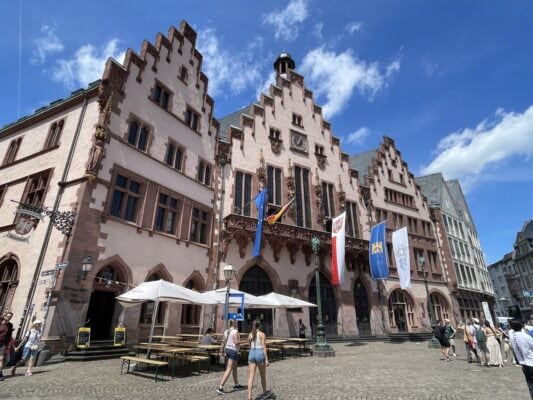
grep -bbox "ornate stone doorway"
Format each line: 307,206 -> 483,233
353,279 -> 371,336
239,265 -> 273,335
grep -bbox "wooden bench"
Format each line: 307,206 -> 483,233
120,356 -> 168,382
280,344 -> 301,358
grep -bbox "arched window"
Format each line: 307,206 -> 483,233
431,292 -> 450,323
44,120 -> 64,149
2,138 -> 22,165
388,290 -> 414,331
139,273 -> 166,324
309,273 -> 337,336
181,279 -> 201,325
0,259 -> 18,314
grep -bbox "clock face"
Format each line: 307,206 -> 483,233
291,131 -> 307,152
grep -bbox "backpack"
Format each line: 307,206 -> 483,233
475,327 -> 487,342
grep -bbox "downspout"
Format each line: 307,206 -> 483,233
211,158 -> 226,329
17,96 -> 90,339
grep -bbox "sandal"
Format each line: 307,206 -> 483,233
25,371 -> 33,376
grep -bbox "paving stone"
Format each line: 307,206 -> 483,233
0,341 -> 528,399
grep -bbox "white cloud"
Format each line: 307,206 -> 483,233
421,106 -> 533,188
345,21 -> 363,35
31,24 -> 65,64
346,127 -> 370,145
300,47 -> 400,118
198,29 -> 264,97
52,40 -> 125,88
314,22 -> 324,40
263,0 -> 309,41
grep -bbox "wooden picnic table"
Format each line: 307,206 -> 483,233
134,344 -> 197,378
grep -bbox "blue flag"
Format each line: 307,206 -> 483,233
253,188 -> 268,257
369,221 -> 389,280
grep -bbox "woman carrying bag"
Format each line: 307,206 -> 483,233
11,320 -> 42,376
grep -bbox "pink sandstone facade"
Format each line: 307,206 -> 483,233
0,21 -> 465,351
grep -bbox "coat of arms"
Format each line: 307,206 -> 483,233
14,217 -> 36,235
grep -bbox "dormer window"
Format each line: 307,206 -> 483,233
292,113 -> 303,128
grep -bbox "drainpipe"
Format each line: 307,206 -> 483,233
17,95 -> 90,339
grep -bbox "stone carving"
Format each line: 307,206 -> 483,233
269,136 -> 282,154
86,92 -> 113,180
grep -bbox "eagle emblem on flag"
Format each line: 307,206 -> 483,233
371,241 -> 383,254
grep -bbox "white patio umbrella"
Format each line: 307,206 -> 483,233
259,292 -> 317,337
116,280 -> 213,350
201,288 -> 275,308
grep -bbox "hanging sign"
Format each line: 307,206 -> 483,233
114,327 -> 126,347
224,293 -> 245,321
76,327 -> 91,349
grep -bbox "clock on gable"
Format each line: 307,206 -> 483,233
290,130 -> 307,153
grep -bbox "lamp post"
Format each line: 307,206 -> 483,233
223,264 -> 236,330
418,256 -> 435,324
311,237 -> 335,357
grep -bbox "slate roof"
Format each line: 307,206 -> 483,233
0,80 -> 101,134
218,105 -> 252,142
349,150 -> 377,183
516,220 -> 533,242
415,173 -> 446,207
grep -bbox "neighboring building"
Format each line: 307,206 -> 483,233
488,252 -> 514,318
508,220 -> 533,319
416,173 -> 494,322
0,21 -> 218,348
351,142 -> 456,329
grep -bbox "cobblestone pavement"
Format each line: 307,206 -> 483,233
0,341 -> 529,400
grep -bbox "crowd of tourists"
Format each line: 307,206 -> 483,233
433,316 -> 533,397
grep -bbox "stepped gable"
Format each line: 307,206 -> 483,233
102,20 -> 216,129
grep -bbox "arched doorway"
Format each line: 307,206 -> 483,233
139,273 -> 167,325
431,292 -> 450,323
86,265 -> 125,340
0,257 -> 18,314
353,279 -> 371,336
181,278 -> 202,334
388,290 -> 414,332
239,265 -> 273,336
309,273 -> 337,336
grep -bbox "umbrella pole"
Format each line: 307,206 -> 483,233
199,304 -> 205,339
148,300 -> 159,355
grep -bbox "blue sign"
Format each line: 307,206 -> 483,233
523,290 -> 533,298
369,221 -> 389,280
224,293 -> 245,321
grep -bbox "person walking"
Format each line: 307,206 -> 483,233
473,318 -> 489,365
484,320 -> 503,367
297,319 -> 307,339
11,320 -> 42,376
509,319 -> 533,398
246,320 -> 270,400
444,319 -> 457,356
433,320 -> 451,361
216,320 -> 244,395
0,312 -> 14,382
462,319 -> 479,363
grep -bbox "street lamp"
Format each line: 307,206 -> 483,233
418,256 -> 435,324
311,237 -> 335,357
77,256 -> 94,281
223,264 -> 236,329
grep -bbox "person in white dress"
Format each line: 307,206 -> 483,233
483,320 -> 503,367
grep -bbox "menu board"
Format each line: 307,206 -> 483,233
77,327 -> 91,349
114,327 -> 126,347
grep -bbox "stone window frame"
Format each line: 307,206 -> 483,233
165,139 -> 186,172
0,184 -> 6,209
0,257 -> 18,315
291,112 -> 303,128
294,165 -> 312,229
321,181 -> 335,219
2,137 -> 22,166
138,273 -> 166,324
196,158 -> 212,187
189,204 -> 211,245
184,106 -> 201,132
234,169 -> 253,216
125,115 -> 152,153
178,64 -> 189,84
267,165 -> 282,207
151,79 -> 173,111
107,167 -> 147,225
44,119 -> 64,150
345,200 -> 359,238
181,278 -> 202,325
20,169 -> 52,209
153,189 -> 182,236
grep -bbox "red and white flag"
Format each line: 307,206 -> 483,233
331,212 -> 346,285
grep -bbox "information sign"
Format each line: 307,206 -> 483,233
114,327 -> 126,347
77,327 -> 91,349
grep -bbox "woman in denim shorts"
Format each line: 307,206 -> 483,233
247,320 -> 270,400
216,320 -> 244,394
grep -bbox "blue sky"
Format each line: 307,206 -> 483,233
1,0 -> 532,264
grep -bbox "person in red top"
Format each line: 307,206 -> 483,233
0,311 -> 14,381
